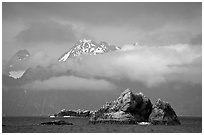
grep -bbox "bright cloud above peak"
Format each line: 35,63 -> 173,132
10,42 -> 201,91
59,43 -> 201,87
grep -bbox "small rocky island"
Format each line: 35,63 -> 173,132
89,88 -> 181,125
51,109 -> 93,118
51,88 -> 180,125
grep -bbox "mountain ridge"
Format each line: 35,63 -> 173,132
58,39 -> 120,62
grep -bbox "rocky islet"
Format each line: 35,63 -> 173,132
89,88 -> 180,125
52,88 -> 181,125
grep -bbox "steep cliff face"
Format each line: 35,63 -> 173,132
89,88 -> 180,125
149,99 -> 181,125
90,88 -> 153,124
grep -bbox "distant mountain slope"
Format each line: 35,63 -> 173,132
4,49 -> 30,79
58,39 -> 120,62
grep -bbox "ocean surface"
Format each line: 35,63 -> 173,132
2,116 -> 202,133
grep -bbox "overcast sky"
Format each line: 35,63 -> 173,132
2,2 -> 202,116
3,2 -> 201,60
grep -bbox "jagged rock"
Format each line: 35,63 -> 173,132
104,111 -> 134,119
79,110 -> 91,117
54,109 -> 92,117
89,88 -> 152,124
89,118 -> 137,125
56,109 -> 77,117
41,120 -> 73,125
149,99 -> 181,125
115,89 -> 152,122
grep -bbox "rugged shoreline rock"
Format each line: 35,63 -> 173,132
89,88 -> 180,125
89,118 -> 137,125
149,99 -> 181,125
53,109 -> 92,118
89,88 -> 153,124
52,88 -> 181,126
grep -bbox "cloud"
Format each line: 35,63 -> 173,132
3,3 -> 201,28
23,76 -> 116,91
16,21 -> 77,43
189,34 -> 202,45
3,3 -> 201,60
4,43 -> 201,89
29,51 -> 55,68
86,18 -> 201,46
4,41 -> 202,90
60,44 -> 201,87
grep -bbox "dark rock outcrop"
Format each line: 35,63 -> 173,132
89,118 -> 137,124
89,88 -> 152,124
54,109 -> 92,118
116,89 -> 152,122
149,99 -> 181,125
41,120 -> 73,125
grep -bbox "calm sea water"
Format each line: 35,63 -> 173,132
2,116 -> 202,133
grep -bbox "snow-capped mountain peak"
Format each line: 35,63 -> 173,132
58,39 -> 120,62
4,49 -> 31,79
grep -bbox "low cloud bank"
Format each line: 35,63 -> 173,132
60,44 -> 201,87
23,76 -> 116,91
15,43 -> 202,90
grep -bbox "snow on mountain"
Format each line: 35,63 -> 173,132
58,39 -> 120,62
5,49 -> 30,79
9,70 -> 26,79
